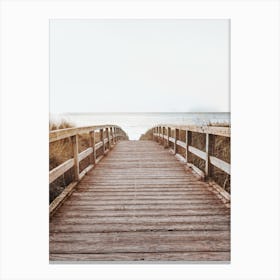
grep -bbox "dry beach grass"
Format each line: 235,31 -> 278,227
49,120 -> 97,202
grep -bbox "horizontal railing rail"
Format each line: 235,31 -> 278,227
152,124 -> 230,192
49,124 -> 128,215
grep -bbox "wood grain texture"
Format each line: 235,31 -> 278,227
50,251 -> 230,261
49,125 -> 126,143
49,158 -> 74,184
154,125 -> 230,137
50,140 -> 230,262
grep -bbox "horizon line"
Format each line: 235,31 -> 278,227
50,111 -> 231,115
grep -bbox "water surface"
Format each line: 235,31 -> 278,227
50,112 -> 230,140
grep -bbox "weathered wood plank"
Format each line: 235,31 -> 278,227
50,251 -> 230,261
210,156 -> 231,175
186,163 -> 205,179
50,214 -> 230,225
70,194 -> 221,201
50,222 -> 230,233
74,190 -> 216,195
78,147 -> 93,162
78,164 -> 94,180
49,182 -> 78,217
71,134 -> 79,181
188,145 -> 207,160
95,141 -> 103,150
208,180 -> 231,201
49,158 -> 74,184
49,125 -> 125,143
62,199 -> 224,207
50,231 -> 230,242
177,140 -> 186,149
54,208 -> 230,218
50,140 -> 230,261
50,239 -> 230,254
154,125 -> 230,137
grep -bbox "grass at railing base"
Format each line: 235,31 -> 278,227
49,120 -> 127,203
49,120 -> 101,203
139,128 -> 154,140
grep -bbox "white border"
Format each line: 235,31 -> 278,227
0,1 -> 279,279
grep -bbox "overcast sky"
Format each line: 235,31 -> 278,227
50,19 -> 229,113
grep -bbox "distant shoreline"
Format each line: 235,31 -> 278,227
51,111 -> 231,115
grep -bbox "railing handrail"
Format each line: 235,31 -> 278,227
49,124 -> 128,215
49,124 -> 126,143
153,124 -> 230,137
152,124 -> 230,192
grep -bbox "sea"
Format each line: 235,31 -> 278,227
50,112 -> 230,140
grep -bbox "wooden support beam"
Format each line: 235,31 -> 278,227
174,128 -> 179,154
210,156 -> 231,175
49,158 -> 74,184
167,127 -> 171,149
156,127 -> 159,142
100,129 -> 105,155
205,134 -> 215,178
185,130 -> 192,163
163,126 -> 168,149
107,127 -> 112,149
78,147 -> 93,162
176,140 -> 186,149
205,134 -> 210,177
110,127 -> 115,145
90,131 -> 96,165
188,146 -> 207,160
71,134 -> 79,181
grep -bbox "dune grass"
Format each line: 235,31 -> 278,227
49,120 -> 96,203
49,119 -> 129,203
139,128 -> 154,140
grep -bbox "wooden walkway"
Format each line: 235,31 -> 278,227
50,140 -> 230,262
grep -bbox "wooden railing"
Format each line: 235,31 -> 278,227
152,124 -> 230,192
49,125 -> 128,215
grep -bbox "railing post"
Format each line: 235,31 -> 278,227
71,134 -> 79,181
174,128 -> 179,154
185,130 -> 192,163
156,127 -> 158,142
105,127 -> 110,150
159,126 -> 162,145
107,127 -> 112,149
167,127 -> 171,149
110,127 -> 115,145
163,127 -> 167,148
90,130 -> 96,165
205,134 -> 215,178
100,128 -> 105,154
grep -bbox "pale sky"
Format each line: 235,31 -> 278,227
50,19 -> 229,113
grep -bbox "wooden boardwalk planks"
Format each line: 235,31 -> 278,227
49,140 -> 230,262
